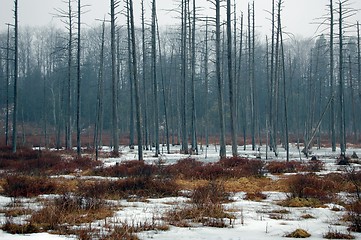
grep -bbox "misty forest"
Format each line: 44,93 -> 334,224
0,0 -> 360,161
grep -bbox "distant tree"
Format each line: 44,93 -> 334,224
215,0 -> 226,158
5,24 -> 11,146
12,0 -> 19,153
129,0 -> 143,160
110,0 -> 119,154
151,0 -> 160,156
76,0 -> 82,156
94,20 -> 106,160
227,0 -> 237,156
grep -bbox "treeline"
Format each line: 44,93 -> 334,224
0,0 -> 360,159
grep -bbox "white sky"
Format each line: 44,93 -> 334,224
0,0 -> 361,38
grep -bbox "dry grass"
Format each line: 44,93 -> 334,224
279,197 -> 324,208
30,194 -> 114,231
285,228 -> 311,238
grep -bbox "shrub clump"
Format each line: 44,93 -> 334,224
346,200 -> 361,232
323,230 -> 355,239
2,220 -> 40,234
165,181 -> 235,228
2,175 -> 57,198
287,174 -> 336,203
93,160 -> 156,178
285,228 -> 311,238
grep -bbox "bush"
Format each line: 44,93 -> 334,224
164,158 -> 203,179
287,174 -> 335,202
266,160 -> 302,174
2,175 -> 57,198
191,181 -> 228,208
93,160 -> 156,178
220,157 -> 265,178
244,192 -> 267,201
2,219 -> 39,234
323,230 -> 355,239
346,200 -> 361,232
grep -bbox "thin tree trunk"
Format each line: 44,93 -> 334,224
190,0 -> 198,154
76,0 -> 81,156
227,0 -> 237,156
141,0 -> 149,150
110,0 -> 119,154
216,0 -> 226,158
129,0 -> 143,160
339,1 -> 346,154
94,20 -> 105,160
12,0 -> 18,153
330,0 -> 336,152
152,0 -> 160,156
181,0 -> 188,154
5,24 -> 10,146
156,16 -> 170,154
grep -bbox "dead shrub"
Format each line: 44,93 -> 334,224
90,178 -> 179,199
31,193 -> 113,230
164,181 -> 234,228
2,219 -> 40,234
244,192 -> 267,201
2,175 -> 57,198
0,147 -> 100,175
164,158 -> 203,178
302,159 -> 325,172
287,174 -> 335,202
323,230 -> 355,239
93,160 -> 156,178
191,181 -> 229,208
266,160 -> 302,174
101,224 -> 139,240
346,200 -> 361,232
220,157 -> 265,178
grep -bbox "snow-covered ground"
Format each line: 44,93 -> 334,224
1,144 -> 361,239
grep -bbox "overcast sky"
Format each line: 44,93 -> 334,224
1,0 -> 361,38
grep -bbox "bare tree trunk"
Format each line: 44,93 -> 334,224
348,55 -> 357,143
141,0 -> 149,150
190,0 -> 198,154
279,11 -> 289,162
5,24 -> 10,146
94,20 -> 105,160
204,18 -> 209,149
76,0 -> 81,156
216,0 -> 226,158
227,0 -> 238,156
339,1 -> 346,154
129,0 -> 143,160
181,0 -> 188,154
12,0 -> 18,153
330,0 -> 336,152
110,0 -> 119,154
151,0 -> 160,156
156,16 -> 170,154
